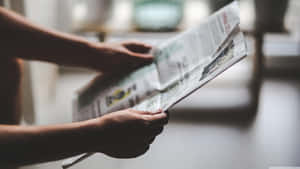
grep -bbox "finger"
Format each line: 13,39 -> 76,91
125,50 -> 153,64
123,42 -> 152,54
146,112 -> 168,128
133,109 -> 164,115
165,110 -> 170,121
135,109 -> 169,125
125,52 -> 154,69
129,109 -> 168,127
131,52 -> 154,60
165,110 -> 170,116
129,109 -> 161,115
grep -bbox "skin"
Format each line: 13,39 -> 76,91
0,109 -> 168,167
0,7 -> 168,168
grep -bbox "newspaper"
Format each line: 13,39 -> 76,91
62,1 -> 247,168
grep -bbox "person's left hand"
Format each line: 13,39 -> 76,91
87,41 -> 154,73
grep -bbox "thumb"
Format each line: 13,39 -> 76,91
127,51 -> 154,67
132,52 -> 154,60
123,42 -> 152,54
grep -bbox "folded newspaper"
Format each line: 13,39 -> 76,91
62,1 -> 247,168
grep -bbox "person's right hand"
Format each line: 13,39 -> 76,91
87,109 -> 168,158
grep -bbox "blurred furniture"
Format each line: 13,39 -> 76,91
255,0 -> 289,33
253,0 -> 290,76
248,0 -> 292,120
253,0 -> 300,78
264,33 -> 300,77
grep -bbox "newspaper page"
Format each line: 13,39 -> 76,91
62,1 -> 247,168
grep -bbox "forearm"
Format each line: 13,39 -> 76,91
0,119 -> 101,167
0,7 -> 103,68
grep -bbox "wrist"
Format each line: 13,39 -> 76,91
80,117 -> 108,153
83,42 -> 113,71
29,121 -> 100,155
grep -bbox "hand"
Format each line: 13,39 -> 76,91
89,41 -> 153,73
88,109 -> 168,158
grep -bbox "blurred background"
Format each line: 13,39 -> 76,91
1,0 -> 300,169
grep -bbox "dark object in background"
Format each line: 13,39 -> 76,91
209,0 -> 234,12
254,0 -> 289,33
